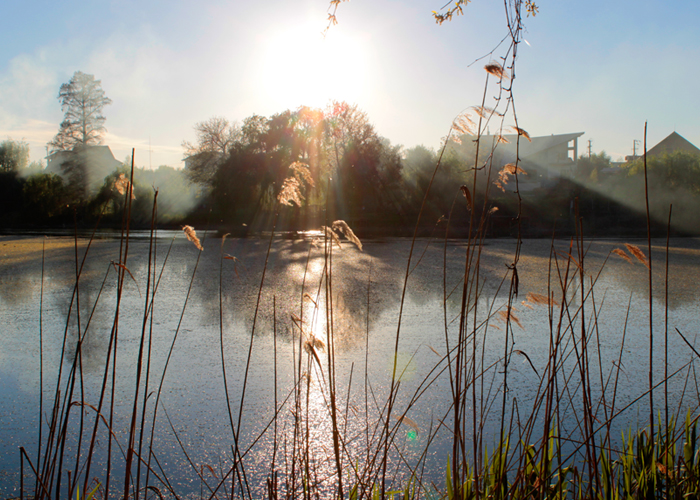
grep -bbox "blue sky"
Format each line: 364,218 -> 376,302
1,0 -> 698,168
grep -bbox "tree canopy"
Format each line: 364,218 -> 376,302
182,117 -> 241,185
183,102 -> 411,228
627,150 -> 700,193
0,138 -> 30,174
49,71 -> 112,152
576,151 -> 612,184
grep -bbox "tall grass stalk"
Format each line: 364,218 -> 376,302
122,186 -> 157,499
642,122 -> 655,445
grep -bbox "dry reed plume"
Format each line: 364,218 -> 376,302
320,226 -> 342,249
612,248 -> 633,264
291,310 -> 326,352
289,161 -> 315,188
625,243 -> 650,269
472,105 -> 502,119
497,307 -> 523,329
494,163 -> 527,192
304,335 -> 326,352
525,292 -> 559,307
113,173 -> 135,199
332,220 -> 363,251
510,125 -> 532,141
484,62 -> 508,80
277,177 -> 304,207
278,162 -> 314,207
452,113 -> 476,136
182,225 -> 203,251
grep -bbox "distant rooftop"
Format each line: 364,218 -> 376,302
646,132 -> 700,157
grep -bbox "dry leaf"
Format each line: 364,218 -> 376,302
224,254 -> 240,277
460,185 -> 473,210
303,293 -> 318,306
514,349 -> 539,377
111,261 -> 141,297
428,345 -> 441,357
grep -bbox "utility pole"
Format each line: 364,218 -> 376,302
587,139 -> 592,158
633,139 -> 640,157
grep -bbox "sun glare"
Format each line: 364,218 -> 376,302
258,22 -> 369,110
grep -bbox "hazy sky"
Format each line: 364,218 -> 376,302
1,0 -> 698,168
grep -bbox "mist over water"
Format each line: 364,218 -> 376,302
1,234 -> 699,497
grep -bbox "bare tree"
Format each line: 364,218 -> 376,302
182,117 -> 240,185
48,71 -> 112,152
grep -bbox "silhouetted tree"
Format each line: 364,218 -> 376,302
621,151 -> 700,233
48,71 -> 112,152
183,117 -> 240,185
22,173 -> 68,221
186,103 -> 408,228
324,101 -> 404,218
627,150 -> 700,193
0,138 -> 30,174
209,108 -> 327,224
576,151 -> 612,184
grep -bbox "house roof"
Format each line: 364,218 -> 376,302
46,145 -> 123,190
462,132 -> 584,165
646,132 -> 700,157
503,132 -> 584,160
47,145 -> 121,168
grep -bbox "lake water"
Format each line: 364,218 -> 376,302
1,233 -> 700,498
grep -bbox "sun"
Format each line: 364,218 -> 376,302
257,21 -> 369,110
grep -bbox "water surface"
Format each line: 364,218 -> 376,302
1,234 -> 699,498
